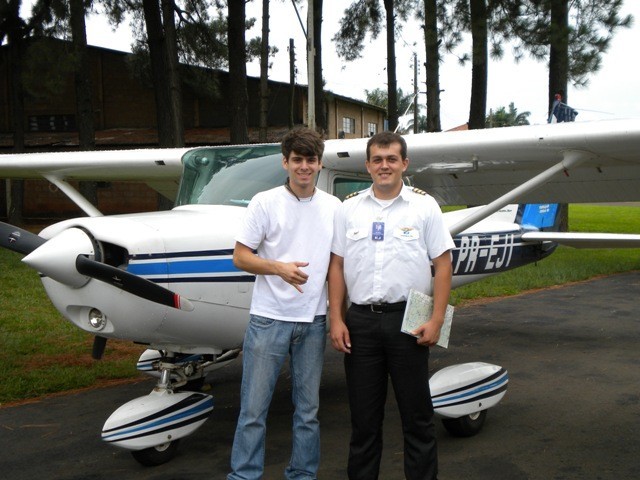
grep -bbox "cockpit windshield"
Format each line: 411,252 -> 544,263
175,145 -> 287,207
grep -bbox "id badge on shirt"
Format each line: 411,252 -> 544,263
372,221 -> 385,241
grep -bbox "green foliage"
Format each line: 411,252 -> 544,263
365,87 -> 415,114
333,0 -> 415,61
366,87 -> 427,133
333,0 -> 385,61
434,0 -> 520,65
486,102 -> 531,127
507,0 -> 633,87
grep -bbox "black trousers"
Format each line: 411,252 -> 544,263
344,305 -> 438,480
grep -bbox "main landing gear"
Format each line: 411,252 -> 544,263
101,348 -> 240,466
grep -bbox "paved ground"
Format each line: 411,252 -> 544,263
1,272 -> 639,480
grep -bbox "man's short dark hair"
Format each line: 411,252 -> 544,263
281,128 -> 325,160
366,131 -> 407,160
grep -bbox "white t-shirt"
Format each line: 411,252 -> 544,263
332,186 -> 454,304
236,185 -> 341,322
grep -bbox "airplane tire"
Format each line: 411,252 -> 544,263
174,377 -> 206,392
185,377 -> 206,391
441,410 -> 487,437
131,439 -> 180,466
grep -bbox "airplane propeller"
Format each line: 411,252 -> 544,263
92,335 -> 108,360
75,254 -> 194,311
0,222 -> 46,255
1,221 -> 194,311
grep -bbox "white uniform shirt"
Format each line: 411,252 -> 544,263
331,186 -> 454,304
236,185 -> 341,322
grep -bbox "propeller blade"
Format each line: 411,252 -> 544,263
92,336 -> 108,360
0,221 -> 46,255
75,255 -> 194,311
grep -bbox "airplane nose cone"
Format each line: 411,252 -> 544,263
23,227 -> 95,288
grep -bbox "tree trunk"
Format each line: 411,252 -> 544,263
548,0 -> 570,231
259,0 -> 269,142
70,0 -> 98,207
7,0 -> 25,224
468,0 -> 487,130
228,0 -> 249,144
70,0 -> 95,150
423,0 -> 441,132
161,0 -> 184,147
548,0 -> 569,116
313,0 -> 326,135
384,0 -> 398,132
142,0 -> 174,147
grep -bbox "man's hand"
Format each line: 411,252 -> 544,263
277,261 -> 309,293
412,318 -> 442,347
330,317 -> 351,353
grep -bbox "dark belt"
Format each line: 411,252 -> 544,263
351,301 -> 407,314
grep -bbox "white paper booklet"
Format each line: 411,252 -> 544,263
401,289 -> 454,348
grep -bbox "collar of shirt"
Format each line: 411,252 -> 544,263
364,185 -> 413,205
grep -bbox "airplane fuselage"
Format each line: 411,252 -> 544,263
37,202 -> 556,354
27,145 -> 560,354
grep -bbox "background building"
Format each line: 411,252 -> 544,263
0,41 -> 385,221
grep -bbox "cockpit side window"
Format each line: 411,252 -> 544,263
333,177 -> 373,201
176,145 -> 285,206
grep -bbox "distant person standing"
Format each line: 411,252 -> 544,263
228,128 -> 341,480
328,131 -> 454,480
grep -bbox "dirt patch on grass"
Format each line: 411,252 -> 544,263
0,339 -> 146,409
0,376 -> 149,409
22,338 -> 143,370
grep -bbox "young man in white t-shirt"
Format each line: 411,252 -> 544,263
228,128 -> 341,480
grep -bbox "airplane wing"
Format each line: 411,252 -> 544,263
323,118 -> 640,206
2,119 -> 640,226
521,232 -> 640,249
0,148 -> 187,180
0,147 -> 189,216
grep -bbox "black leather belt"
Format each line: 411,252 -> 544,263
351,301 -> 407,314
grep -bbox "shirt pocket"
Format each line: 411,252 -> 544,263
346,227 -> 368,241
393,226 -> 420,241
392,226 -> 423,265
345,227 -> 368,264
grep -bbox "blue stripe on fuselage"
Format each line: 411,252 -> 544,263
127,258 -> 240,276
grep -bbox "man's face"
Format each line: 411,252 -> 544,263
366,142 -> 408,193
282,150 -> 322,191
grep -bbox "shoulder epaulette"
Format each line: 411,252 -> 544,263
412,187 -> 427,196
345,191 -> 360,200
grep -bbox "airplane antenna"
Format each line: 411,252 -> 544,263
395,93 -> 419,134
571,108 -> 614,115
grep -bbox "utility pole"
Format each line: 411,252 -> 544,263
413,52 -> 419,134
306,0 -> 315,131
259,0 -> 270,142
289,38 -> 295,129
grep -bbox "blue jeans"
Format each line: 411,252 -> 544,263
228,314 -> 327,480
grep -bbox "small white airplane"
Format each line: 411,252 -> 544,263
1,118 -> 640,466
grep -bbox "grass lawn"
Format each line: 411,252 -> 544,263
0,249 -> 141,405
449,205 -> 640,303
0,204 -> 638,405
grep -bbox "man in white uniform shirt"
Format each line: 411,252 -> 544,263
228,128 -> 341,480
328,131 -> 454,480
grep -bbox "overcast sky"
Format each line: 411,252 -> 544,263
23,1 -> 640,131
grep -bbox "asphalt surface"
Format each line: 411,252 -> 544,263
1,272 -> 639,480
